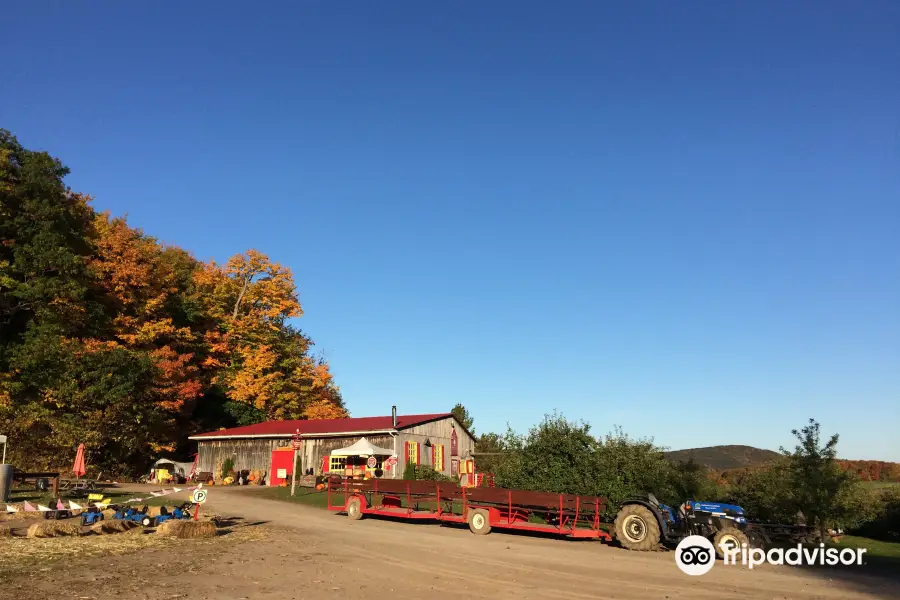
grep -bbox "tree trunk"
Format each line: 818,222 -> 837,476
231,276 -> 251,320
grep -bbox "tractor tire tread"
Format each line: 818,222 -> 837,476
614,504 -> 661,551
713,526 -> 749,559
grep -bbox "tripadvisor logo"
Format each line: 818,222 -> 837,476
675,536 -> 715,576
724,543 -> 867,570
675,536 -> 868,574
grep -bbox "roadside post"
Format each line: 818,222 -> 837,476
191,485 -> 208,521
290,430 -> 302,497
0,434 -> 10,503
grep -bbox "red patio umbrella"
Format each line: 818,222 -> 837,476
72,443 -> 86,479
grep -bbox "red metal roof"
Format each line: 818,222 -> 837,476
189,413 -> 452,439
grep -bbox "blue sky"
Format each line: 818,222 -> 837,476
4,1 -> 898,460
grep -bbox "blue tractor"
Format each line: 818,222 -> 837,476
112,505 -> 156,527
80,506 -> 104,526
154,502 -> 193,525
614,494 -> 751,558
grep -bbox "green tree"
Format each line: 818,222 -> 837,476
403,461 -> 418,480
492,415 -> 676,516
667,458 -> 724,505
474,432 -> 506,474
728,459 -> 798,523
450,403 -> 474,434
0,129 -> 100,348
782,419 -> 861,537
593,427 -> 674,512
494,412 -> 599,496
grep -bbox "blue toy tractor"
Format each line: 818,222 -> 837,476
154,502 -> 194,525
614,494 -> 750,558
80,506 -> 104,526
113,505 -> 155,527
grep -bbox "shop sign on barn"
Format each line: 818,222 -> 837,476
291,432 -> 303,450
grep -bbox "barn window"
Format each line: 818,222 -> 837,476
406,441 -> 419,465
432,444 -> 444,472
330,456 -> 346,472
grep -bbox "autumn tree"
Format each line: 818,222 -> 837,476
91,214 -> 207,416
195,250 -> 345,421
0,131 -> 169,469
0,131 -> 346,474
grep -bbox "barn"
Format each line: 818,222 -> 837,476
188,407 -> 476,486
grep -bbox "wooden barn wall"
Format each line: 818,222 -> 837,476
301,434 -> 396,476
197,438 -> 289,475
399,417 -> 476,477
196,420 -> 474,482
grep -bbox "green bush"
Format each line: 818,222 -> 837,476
492,414 -> 675,517
402,461 -> 417,480
851,487 -> 900,541
414,466 -> 454,482
222,457 -> 235,478
667,458 -> 727,505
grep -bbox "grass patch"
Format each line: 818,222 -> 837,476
861,481 -> 900,490
828,535 -> 900,573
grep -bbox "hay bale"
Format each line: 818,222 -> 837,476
89,520 -> 138,535
177,521 -> 217,539
0,527 -> 12,537
155,520 -> 216,539
26,521 -> 83,538
155,520 -> 187,538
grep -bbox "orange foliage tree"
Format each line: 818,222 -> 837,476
0,131 -> 345,475
91,214 -> 207,418
195,250 -> 346,421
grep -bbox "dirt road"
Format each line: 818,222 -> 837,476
2,487 -> 897,600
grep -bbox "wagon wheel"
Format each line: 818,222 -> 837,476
347,497 -> 364,521
468,509 -> 492,535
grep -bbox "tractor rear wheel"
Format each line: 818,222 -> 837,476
346,497 -> 364,520
468,509 -> 492,535
614,504 -> 661,551
713,527 -> 749,559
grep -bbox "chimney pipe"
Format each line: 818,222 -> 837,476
392,405 -> 397,428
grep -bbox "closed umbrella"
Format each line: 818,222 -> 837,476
189,453 -> 198,482
72,444 -> 86,479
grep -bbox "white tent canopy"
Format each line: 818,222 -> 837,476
153,458 -> 193,474
330,437 -> 395,457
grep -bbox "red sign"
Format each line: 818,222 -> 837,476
366,456 -> 377,469
450,429 -> 459,457
291,432 -> 302,450
384,456 -> 398,468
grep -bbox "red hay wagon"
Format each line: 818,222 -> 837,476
327,478 -> 613,541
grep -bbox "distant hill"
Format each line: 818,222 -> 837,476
664,445 -> 782,471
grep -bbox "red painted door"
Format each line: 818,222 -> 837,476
270,448 -> 294,486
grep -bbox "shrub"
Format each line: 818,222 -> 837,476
414,466 -> 454,482
851,487 -> 900,541
402,461 -> 417,480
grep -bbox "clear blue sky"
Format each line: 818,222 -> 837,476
4,1 -> 898,460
